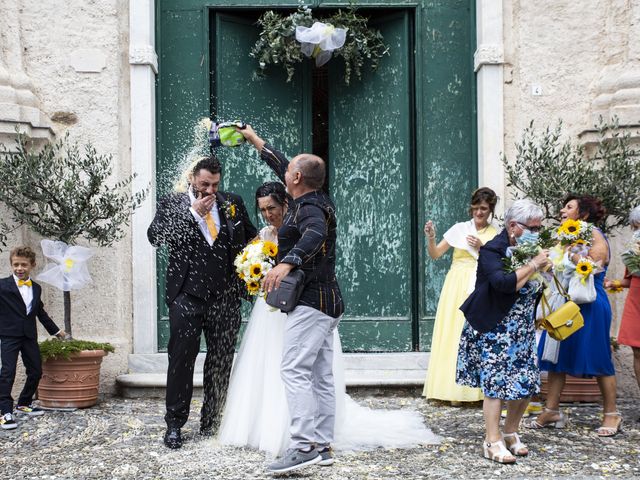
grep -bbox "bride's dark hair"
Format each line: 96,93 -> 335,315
255,182 -> 290,214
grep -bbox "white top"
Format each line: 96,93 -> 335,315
13,274 -> 33,314
442,220 -> 492,259
188,186 -> 221,246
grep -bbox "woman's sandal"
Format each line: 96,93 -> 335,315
503,432 -> 529,456
596,412 -> 623,437
526,408 -> 567,429
483,439 -> 517,464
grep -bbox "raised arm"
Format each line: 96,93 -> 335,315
238,124 -> 288,182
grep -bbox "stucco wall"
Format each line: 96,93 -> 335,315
502,0 -> 639,399
5,0 -> 131,395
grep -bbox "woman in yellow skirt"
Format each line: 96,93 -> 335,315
423,188 -> 498,403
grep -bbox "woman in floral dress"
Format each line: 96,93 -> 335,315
456,199 -> 551,464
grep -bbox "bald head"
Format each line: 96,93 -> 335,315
291,154 -> 326,190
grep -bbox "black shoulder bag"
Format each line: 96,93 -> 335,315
265,254 -> 330,313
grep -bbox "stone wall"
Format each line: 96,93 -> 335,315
502,0 -> 640,398
5,0 -> 131,395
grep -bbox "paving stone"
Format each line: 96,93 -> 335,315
1,394 -> 638,479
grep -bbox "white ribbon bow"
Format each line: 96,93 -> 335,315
295,22 -> 348,67
36,240 -> 94,291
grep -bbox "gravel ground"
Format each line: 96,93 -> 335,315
1,394 -> 639,480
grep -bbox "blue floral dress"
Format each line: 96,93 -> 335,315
456,281 -> 542,400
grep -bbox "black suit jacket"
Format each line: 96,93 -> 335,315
0,276 -> 60,339
147,190 -> 257,305
459,229 -> 520,333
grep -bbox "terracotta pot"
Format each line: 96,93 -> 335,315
38,350 -> 107,408
539,371 -> 601,403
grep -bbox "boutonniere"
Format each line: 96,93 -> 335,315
222,199 -> 237,219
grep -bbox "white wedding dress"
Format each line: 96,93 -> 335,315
218,227 -> 440,457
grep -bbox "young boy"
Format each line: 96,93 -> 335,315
0,246 -> 65,430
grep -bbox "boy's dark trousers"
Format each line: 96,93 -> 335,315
0,335 -> 42,414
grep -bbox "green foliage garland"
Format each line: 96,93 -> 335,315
503,117 -> 640,234
251,7 -> 389,85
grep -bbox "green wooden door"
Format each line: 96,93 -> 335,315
328,11 -> 414,351
156,2 -> 477,353
213,12 -> 311,216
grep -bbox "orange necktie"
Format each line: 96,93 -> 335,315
204,212 -> 218,240
18,279 -> 32,287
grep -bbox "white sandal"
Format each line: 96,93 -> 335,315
483,439 -> 516,464
526,408 -> 567,429
596,412 -> 623,437
503,432 -> 528,456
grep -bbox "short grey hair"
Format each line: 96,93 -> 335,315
630,205 -> 640,227
504,199 -> 544,225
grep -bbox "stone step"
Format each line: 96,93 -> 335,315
116,352 -> 429,398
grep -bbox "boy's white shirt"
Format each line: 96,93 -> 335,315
13,274 -> 33,314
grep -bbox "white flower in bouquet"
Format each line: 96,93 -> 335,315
235,240 -> 278,295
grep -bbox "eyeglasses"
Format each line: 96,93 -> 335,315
516,222 -> 543,233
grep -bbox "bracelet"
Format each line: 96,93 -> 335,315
528,259 -> 539,271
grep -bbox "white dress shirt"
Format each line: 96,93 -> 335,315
188,186 -> 221,246
14,274 -> 33,314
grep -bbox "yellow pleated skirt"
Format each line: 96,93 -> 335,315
423,253 -> 484,402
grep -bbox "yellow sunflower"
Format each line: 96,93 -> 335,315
247,280 -> 260,294
558,218 -> 581,236
576,260 -> 593,277
250,263 -> 263,278
238,272 -> 245,280
262,240 -> 278,257
574,238 -> 587,245
229,204 -> 237,217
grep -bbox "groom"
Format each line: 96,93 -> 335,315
147,155 -> 256,449
240,125 -> 344,474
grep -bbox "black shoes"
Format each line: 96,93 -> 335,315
163,427 -> 183,449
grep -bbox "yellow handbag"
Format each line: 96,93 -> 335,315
539,277 -> 584,341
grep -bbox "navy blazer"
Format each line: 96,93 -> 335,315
459,229 -> 519,333
0,276 -> 60,339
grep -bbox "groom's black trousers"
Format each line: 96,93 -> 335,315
164,289 -> 242,430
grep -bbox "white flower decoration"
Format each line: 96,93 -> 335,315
296,22 -> 348,67
36,240 -> 94,291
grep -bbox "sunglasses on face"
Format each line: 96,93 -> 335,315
516,222 -> 543,233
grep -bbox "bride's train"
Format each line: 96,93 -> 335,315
219,298 -> 440,457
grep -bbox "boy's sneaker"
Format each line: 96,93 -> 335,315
0,412 -> 17,430
267,447 -> 321,474
317,446 -> 335,466
15,404 -> 45,417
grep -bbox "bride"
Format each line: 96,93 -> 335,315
218,181 -> 440,457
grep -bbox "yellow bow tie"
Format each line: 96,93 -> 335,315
18,279 -> 32,287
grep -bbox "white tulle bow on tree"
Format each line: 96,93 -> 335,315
36,240 -> 94,291
295,22 -> 348,66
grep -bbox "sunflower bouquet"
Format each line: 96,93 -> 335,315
621,230 -> 640,276
574,257 -> 598,285
554,219 -> 594,248
234,239 -> 278,295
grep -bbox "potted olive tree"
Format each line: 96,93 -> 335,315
0,131 -> 146,407
503,117 -> 640,402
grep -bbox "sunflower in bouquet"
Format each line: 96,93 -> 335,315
621,230 -> 640,276
234,240 -> 278,295
555,218 -> 593,248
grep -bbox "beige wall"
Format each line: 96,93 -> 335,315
5,0 -> 131,394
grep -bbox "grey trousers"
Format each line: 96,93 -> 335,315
281,305 -> 341,450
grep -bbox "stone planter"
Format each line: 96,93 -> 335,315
38,350 -> 107,408
539,371 -> 601,403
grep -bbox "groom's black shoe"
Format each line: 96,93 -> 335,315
164,427 -> 183,449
